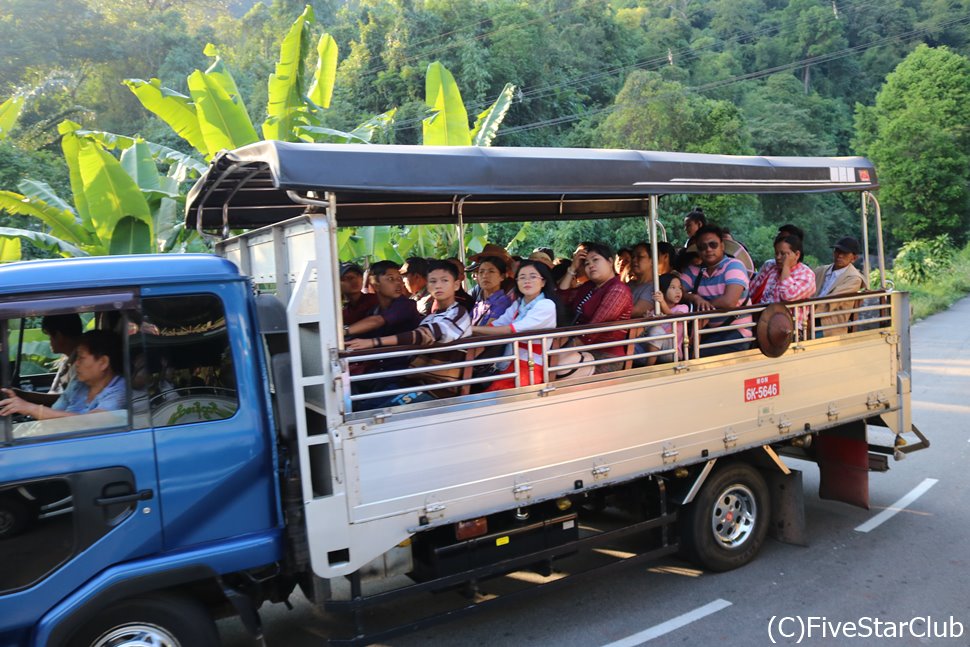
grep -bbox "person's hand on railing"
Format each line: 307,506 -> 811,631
346,337 -> 379,351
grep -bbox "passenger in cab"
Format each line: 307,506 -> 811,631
748,234 -> 816,305
347,260 -> 472,408
340,262 -> 378,326
813,236 -> 867,336
469,255 -> 513,326
472,260 -> 561,391
554,242 -> 633,378
1,330 -> 126,420
680,225 -> 753,356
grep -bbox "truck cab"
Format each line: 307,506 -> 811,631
0,255 -> 282,646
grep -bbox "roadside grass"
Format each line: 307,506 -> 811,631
893,243 -> 970,320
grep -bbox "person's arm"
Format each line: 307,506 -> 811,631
558,248 -> 587,290
748,266 -> 771,304
0,389 -> 75,419
653,290 -> 671,315
346,314 -> 386,337
707,284 -> 745,310
472,301 -> 517,335
777,263 -> 817,301
631,299 -> 654,318
5,388 -> 59,406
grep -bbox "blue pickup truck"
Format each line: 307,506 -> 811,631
0,143 -> 925,646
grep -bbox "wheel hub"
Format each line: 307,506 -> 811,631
711,483 -> 757,549
91,624 -> 180,647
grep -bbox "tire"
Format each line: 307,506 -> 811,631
68,594 -> 219,647
680,462 -> 770,572
0,493 -> 32,539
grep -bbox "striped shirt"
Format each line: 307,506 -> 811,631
681,257 -> 753,338
394,302 -> 471,346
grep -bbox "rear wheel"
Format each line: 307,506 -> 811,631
0,493 -> 31,539
680,462 -> 769,572
69,594 -> 219,647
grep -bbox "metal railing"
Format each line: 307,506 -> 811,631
341,292 -> 894,415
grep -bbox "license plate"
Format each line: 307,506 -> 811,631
744,374 -> 780,402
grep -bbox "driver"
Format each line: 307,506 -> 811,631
8,314 -> 83,407
1,330 -> 126,420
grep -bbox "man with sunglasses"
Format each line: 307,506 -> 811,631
680,225 -> 753,356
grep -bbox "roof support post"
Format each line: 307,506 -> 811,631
455,195 -> 468,266
649,195 -> 661,316
860,192 -> 871,282
867,192 -> 887,289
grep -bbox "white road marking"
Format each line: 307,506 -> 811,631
855,478 -> 939,533
599,599 -> 732,647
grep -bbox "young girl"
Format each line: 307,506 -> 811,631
471,260 -> 560,391
644,273 -> 689,364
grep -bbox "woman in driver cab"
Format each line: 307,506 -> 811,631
0,330 -> 126,420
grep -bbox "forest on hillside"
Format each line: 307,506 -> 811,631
1,0 -> 969,268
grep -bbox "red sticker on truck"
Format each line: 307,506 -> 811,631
744,374 -> 779,402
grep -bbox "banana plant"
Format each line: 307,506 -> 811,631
125,6 -> 390,160
423,62 -> 516,147
0,95 -> 24,141
0,121 -> 201,260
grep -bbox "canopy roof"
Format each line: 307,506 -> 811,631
186,141 -> 878,230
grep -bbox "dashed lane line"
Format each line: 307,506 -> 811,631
599,599 -> 732,647
855,478 -> 939,533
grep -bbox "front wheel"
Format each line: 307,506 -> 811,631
68,594 -> 219,647
680,462 -> 770,572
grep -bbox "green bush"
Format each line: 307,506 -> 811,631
891,235 -> 955,285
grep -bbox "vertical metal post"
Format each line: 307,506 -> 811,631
869,193 -> 887,289
456,196 -> 467,266
861,192 -> 871,281
649,195 -> 661,316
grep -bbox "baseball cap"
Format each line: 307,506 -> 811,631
340,262 -> 364,277
833,237 -> 861,255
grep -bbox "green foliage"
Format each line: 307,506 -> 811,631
891,235 -> 955,285
892,242 -> 970,320
854,45 -> 970,246
0,95 -> 24,139
423,62 -> 471,146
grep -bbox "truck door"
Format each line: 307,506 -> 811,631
0,295 -> 162,642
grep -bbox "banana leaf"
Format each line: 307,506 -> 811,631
307,33 -> 338,110
0,235 -> 21,262
120,140 -> 161,192
471,83 -> 516,147
263,5 -> 313,141
202,44 -> 248,111
423,62 -> 471,146
0,227 -> 88,257
76,141 -> 153,250
294,125 -> 371,144
75,129 -> 207,176
188,70 -> 259,155
349,108 -> 397,143
0,189 -> 87,245
0,95 -> 24,140
59,121 -> 95,235
124,79 -> 209,157
16,179 -> 77,217
108,216 -> 152,255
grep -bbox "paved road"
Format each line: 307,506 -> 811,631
222,296 -> 970,646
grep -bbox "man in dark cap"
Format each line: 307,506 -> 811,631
400,257 -> 433,316
340,262 -> 377,326
813,236 -> 867,336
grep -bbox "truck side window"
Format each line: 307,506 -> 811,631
138,295 -> 238,429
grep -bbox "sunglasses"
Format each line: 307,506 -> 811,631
697,240 -> 720,250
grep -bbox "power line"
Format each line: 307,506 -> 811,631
495,14 -> 970,137
389,0 -> 887,134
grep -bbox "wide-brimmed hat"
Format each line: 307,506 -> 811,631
527,251 -> 554,268
755,302 -> 794,358
833,237 -> 861,255
467,243 -> 513,270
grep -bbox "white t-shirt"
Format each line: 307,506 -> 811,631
490,296 -> 557,365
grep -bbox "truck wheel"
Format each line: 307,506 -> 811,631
680,462 -> 769,572
68,594 -> 219,647
0,493 -> 31,539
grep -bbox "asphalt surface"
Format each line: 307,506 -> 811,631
221,295 -> 970,646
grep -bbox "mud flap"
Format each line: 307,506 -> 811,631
766,469 -> 807,546
816,421 -> 869,509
